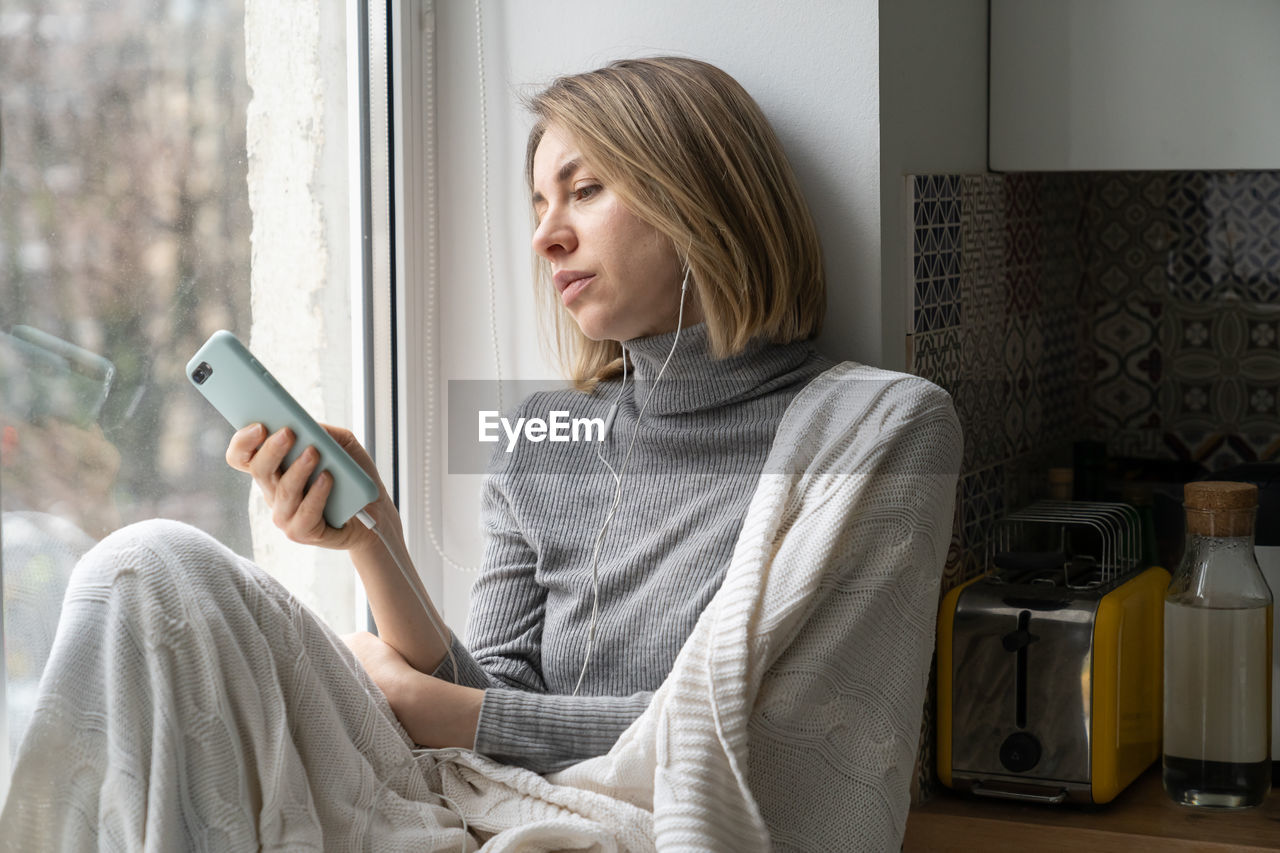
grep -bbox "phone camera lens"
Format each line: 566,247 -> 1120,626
192,361 -> 213,385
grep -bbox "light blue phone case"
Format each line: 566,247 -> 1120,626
187,330 -> 379,528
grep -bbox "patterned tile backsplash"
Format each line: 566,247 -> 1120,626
1081,171 -> 1280,466
911,173 -> 1088,583
906,169 -> 1280,801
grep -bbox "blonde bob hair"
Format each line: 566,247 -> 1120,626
525,56 -> 825,389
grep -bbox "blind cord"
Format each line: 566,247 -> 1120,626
414,0 -> 496,574
474,0 -> 502,414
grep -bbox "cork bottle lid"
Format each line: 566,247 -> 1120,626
1184,481 -> 1257,537
1184,480 -> 1258,510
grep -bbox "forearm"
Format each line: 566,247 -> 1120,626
474,688 -> 653,773
349,505 -> 454,676
343,629 -> 483,749
388,668 -> 484,750
402,639 -> 651,765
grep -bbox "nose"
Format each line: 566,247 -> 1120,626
531,207 -> 576,260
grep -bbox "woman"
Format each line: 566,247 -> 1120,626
226,56 -> 831,775
1,57 -> 885,849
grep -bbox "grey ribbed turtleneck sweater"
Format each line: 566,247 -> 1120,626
437,322 -> 832,773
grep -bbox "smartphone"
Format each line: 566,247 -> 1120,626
186,330 -> 379,528
0,325 -> 115,427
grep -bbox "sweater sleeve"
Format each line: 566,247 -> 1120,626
434,458 -> 652,774
428,623 -> 653,774
474,687 -> 653,773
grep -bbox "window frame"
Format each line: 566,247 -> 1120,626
386,0 -> 447,613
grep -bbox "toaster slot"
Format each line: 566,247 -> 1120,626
992,550 -> 1065,584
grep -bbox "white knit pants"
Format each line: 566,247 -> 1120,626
0,519 -> 475,852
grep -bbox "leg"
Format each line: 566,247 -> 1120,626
0,519 -> 472,852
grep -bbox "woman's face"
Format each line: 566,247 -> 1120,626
530,124 -> 697,342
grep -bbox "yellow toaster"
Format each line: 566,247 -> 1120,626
936,501 -> 1169,804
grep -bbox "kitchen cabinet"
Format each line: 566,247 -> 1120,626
990,0 -> 1280,171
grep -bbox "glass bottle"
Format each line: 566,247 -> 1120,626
1163,481 -> 1273,808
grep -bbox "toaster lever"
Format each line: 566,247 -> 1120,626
1001,628 -> 1039,652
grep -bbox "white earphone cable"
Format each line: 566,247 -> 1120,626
356,509 -> 460,683
572,269 -> 690,695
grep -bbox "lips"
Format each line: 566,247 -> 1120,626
553,270 -> 595,307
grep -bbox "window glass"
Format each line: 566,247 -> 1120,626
0,0 -> 358,775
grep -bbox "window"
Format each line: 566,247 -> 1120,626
0,0 -> 374,796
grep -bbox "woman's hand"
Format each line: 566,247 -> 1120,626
342,631 -> 482,749
229,424 -> 454,681
225,422 -> 391,551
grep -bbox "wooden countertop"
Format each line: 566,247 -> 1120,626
904,766 -> 1280,851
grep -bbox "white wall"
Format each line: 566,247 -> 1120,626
426,0 -> 881,625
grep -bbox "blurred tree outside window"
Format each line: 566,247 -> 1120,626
0,0 -> 361,789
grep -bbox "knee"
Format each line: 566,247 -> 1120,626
95,518 -> 209,548
73,519 -> 238,591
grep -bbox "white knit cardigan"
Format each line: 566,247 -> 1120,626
0,363 -> 960,852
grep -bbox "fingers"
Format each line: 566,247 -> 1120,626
271,445 -> 334,542
270,444 -> 314,519
227,425 -> 327,538
246,426 -> 295,498
289,465 -> 334,539
226,422 -> 375,548
225,423 -> 267,472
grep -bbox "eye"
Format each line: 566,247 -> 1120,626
573,183 -> 602,202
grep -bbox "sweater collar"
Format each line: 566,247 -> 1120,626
621,322 -> 814,415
